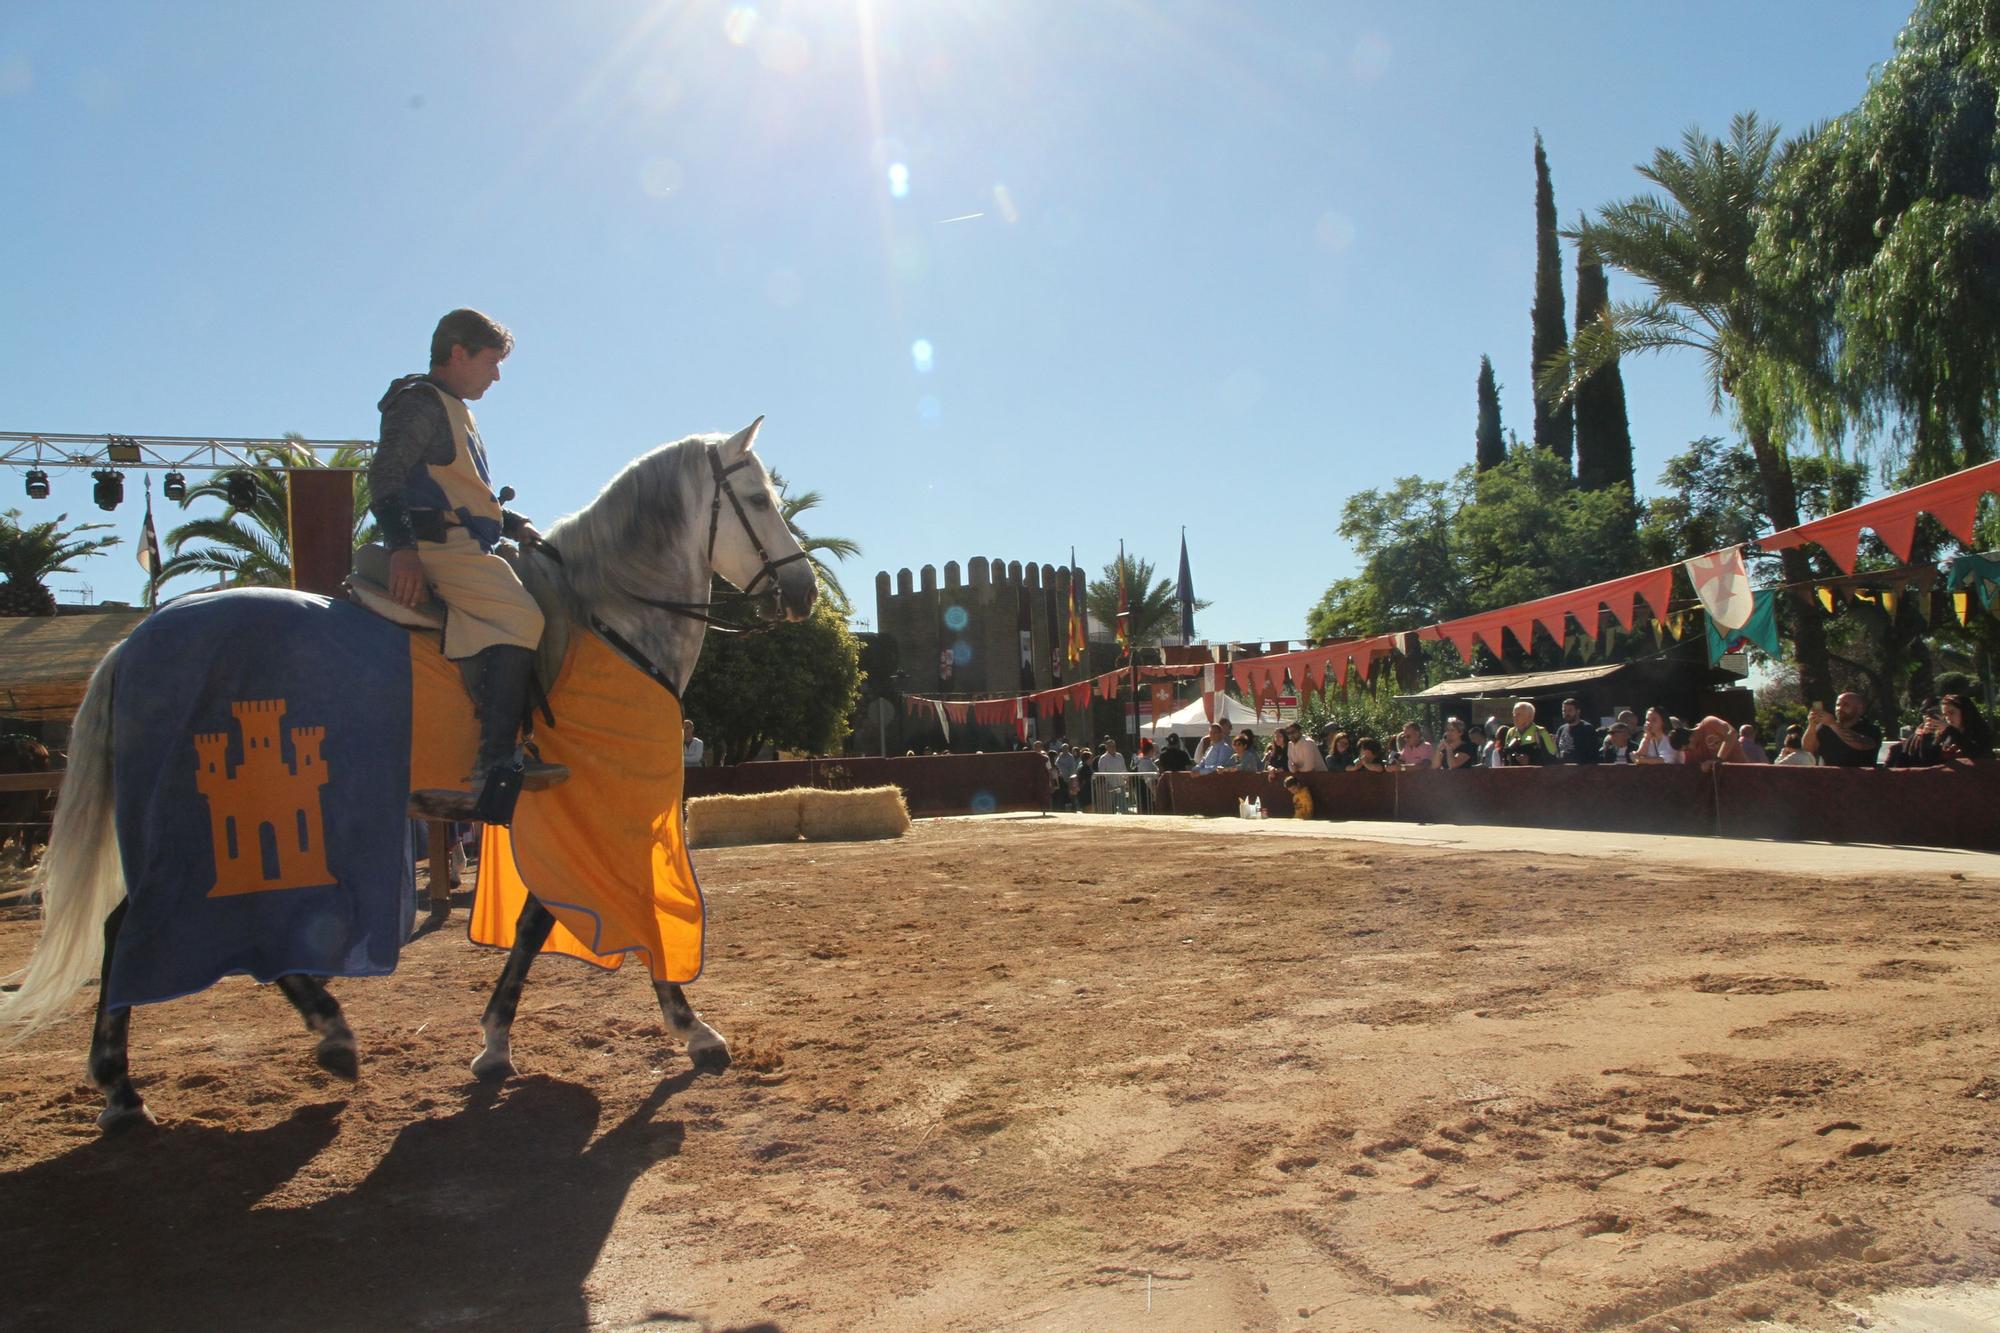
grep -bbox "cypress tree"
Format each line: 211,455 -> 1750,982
1572,233 -> 1635,498
1475,355 -> 1505,471
1531,132 -> 1573,469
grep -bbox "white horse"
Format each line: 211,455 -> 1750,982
0,420 -> 816,1130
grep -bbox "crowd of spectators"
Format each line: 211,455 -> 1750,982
1037,688 -> 1992,809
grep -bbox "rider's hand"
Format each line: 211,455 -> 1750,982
388,547 -> 430,607
512,520 -> 544,548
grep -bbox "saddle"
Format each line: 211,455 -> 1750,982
344,541 -> 452,635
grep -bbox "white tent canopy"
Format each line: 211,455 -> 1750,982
1141,692 -> 1270,743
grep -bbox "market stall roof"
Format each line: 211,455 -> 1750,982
1395,661 -> 1628,703
0,610 -> 147,720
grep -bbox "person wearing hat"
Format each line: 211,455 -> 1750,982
1155,733 -> 1194,773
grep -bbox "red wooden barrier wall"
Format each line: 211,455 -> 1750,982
685,752 -> 1050,816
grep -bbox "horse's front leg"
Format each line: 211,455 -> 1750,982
90,902 -> 153,1132
274,974 -> 359,1079
655,983 -> 729,1071
472,896 -> 557,1082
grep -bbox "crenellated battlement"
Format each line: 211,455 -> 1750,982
873,555 -> 1078,700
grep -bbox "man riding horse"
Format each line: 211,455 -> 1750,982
372,308 -> 567,816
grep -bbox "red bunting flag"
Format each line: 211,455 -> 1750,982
1759,458 -> 2000,572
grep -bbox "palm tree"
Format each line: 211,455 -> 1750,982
1538,112 -> 1837,704
157,439 -> 375,593
0,510 -> 120,616
767,469 -> 860,612
1086,552 -> 1209,649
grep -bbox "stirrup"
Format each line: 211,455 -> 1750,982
409,748 -> 568,825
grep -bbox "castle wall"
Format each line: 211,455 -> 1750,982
874,553 -> 1089,750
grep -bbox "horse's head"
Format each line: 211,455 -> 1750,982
709,419 -> 818,623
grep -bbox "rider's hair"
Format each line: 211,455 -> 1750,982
430,308 -> 514,367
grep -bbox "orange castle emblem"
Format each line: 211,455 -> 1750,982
194,699 -> 334,896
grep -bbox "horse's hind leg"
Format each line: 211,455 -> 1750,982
274,975 -> 359,1080
654,983 -> 730,1071
89,902 -> 153,1131
472,896 -> 558,1082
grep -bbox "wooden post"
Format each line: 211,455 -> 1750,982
287,469 -> 355,597
426,820 -> 452,912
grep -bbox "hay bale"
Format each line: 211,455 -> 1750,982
798,785 -> 911,842
685,790 -> 804,848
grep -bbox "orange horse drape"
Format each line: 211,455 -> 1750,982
407,628 -> 702,983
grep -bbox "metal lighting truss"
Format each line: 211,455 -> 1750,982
0,431 -> 374,473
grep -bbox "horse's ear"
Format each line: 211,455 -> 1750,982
721,416 -> 765,459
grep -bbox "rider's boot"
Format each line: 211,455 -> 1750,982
411,645 -> 568,822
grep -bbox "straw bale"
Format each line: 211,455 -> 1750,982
798,785 -> 911,842
685,790 -> 804,848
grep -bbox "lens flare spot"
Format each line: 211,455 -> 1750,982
992,183 -> 1019,224
723,5 -> 759,45
1314,210 -> 1356,251
917,395 -> 942,423
639,156 -> 684,198
0,55 -> 33,98
1350,33 -> 1392,81
943,605 -> 969,631
910,338 -> 935,373
765,268 -> 802,308
952,641 -> 973,666
969,790 -> 998,815
757,26 -> 811,75
887,162 -> 911,199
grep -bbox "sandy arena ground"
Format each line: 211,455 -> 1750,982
4,814 -> 2000,1331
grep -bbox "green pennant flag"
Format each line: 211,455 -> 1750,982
1707,589 -> 1780,664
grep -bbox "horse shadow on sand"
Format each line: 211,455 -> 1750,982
0,1071 -> 770,1332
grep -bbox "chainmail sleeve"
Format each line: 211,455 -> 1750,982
371,387 -> 454,550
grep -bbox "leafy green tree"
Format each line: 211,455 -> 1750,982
1452,448 -> 1640,616
1639,436 -> 1864,569
1306,474 -> 1470,639
1531,132 -> 1574,468
683,597 -> 864,764
1544,112 -> 1839,706
0,510 -> 119,617
1757,0 -> 2000,480
1086,552 -> 1208,648
767,469 -> 860,612
157,439 -> 374,592
1475,356 -> 1505,472
1306,450 -> 1639,657
1572,232 -> 1635,500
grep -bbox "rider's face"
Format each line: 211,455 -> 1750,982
438,345 -> 505,401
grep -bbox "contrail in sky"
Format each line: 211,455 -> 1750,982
935,212 -> 985,224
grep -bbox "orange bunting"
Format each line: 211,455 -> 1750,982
1760,458 -> 2000,573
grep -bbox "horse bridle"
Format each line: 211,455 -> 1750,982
540,441 -> 811,637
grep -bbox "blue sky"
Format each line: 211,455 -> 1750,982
2,2 -> 1901,638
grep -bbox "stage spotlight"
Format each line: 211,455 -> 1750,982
224,470 -> 257,511
92,469 -> 125,512
24,470 -> 49,501
162,470 -> 187,502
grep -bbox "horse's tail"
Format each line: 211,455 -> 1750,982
0,642 -> 126,1042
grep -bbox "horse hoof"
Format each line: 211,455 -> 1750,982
689,1041 -> 732,1073
97,1102 -> 157,1133
315,1041 -> 360,1081
470,1051 -> 515,1083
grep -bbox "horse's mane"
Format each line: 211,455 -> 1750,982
539,435 -> 711,630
